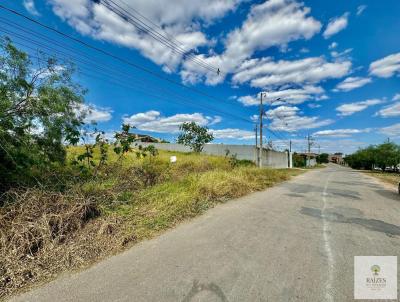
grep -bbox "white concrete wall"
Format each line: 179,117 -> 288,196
137,142 -> 290,168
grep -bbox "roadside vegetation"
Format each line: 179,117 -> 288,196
292,152 -> 329,168
0,38 -> 304,298
344,142 -> 400,187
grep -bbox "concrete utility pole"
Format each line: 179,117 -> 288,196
259,92 -> 266,168
306,134 -> 314,167
255,124 -> 259,166
289,140 -> 293,168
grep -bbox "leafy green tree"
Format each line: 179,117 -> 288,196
292,152 -> 305,168
113,124 -> 136,159
176,122 -> 214,152
0,38 -> 85,189
345,142 -> 400,171
316,153 -> 329,164
374,142 -> 399,171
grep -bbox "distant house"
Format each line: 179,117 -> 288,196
130,133 -> 166,143
297,152 -> 318,167
328,153 -> 344,164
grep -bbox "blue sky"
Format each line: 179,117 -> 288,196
3,0 -> 400,154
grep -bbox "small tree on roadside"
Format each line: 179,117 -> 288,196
316,153 -> 329,164
176,122 -> 214,152
0,38 -> 84,189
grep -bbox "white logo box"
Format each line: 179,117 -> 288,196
354,256 -> 397,300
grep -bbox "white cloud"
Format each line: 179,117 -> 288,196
335,76 -> 372,91
330,48 -> 352,59
380,123 -> 400,137
76,103 -> 113,123
266,105 -> 333,132
313,128 -> 369,138
23,0 -> 40,16
323,12 -> 349,39
238,85 -> 325,106
308,103 -> 321,109
375,102 -> 400,118
233,56 -> 351,88
48,0 -> 241,71
328,42 -> 338,49
123,110 -> 221,133
369,52 -> 400,78
211,128 -> 254,140
181,0 -> 321,85
312,139 -> 366,154
356,5 -> 367,16
336,99 -> 383,116
393,94 -> 400,101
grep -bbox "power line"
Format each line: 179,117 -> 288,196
0,22 -> 257,129
0,5 -> 230,106
98,0 -> 221,75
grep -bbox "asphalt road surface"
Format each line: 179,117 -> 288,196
10,164 -> 400,301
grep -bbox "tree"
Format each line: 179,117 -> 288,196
176,122 -> 214,152
316,153 -> 329,164
292,152 -> 305,168
374,142 -> 399,171
0,38 -> 85,189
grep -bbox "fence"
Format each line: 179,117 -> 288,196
138,143 -> 290,168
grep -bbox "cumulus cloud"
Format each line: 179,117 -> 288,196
313,128 -> 369,138
48,0 -> 241,71
369,52 -> 400,78
336,99 -> 383,116
181,0 -> 321,85
335,76 -> 372,91
122,110 -> 221,133
237,85 -> 325,106
266,105 -> 333,132
76,103 -> 113,123
211,128 -> 254,140
23,0 -> 40,16
375,102 -> 400,118
233,56 -> 351,88
323,12 -> 349,39
380,123 -> 400,137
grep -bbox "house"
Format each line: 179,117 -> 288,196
131,133 -> 163,143
328,153 -> 344,164
296,152 -> 318,167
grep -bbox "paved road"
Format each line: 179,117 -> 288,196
10,165 -> 400,301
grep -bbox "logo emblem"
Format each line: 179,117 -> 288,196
371,265 -> 380,276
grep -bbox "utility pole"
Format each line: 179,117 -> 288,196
306,134 -> 314,167
259,92 -> 266,168
255,124 -> 259,166
289,139 -> 293,168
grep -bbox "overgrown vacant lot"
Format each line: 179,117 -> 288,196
0,148 -> 303,299
363,170 -> 400,187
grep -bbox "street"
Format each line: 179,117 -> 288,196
10,165 -> 400,301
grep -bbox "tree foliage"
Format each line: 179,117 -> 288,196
0,38 -> 85,189
316,153 -> 329,164
176,122 -> 214,152
345,142 -> 400,171
292,152 -> 305,168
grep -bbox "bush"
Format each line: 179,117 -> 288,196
345,142 -> 400,171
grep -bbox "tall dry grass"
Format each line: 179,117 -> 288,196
0,149 -> 302,299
